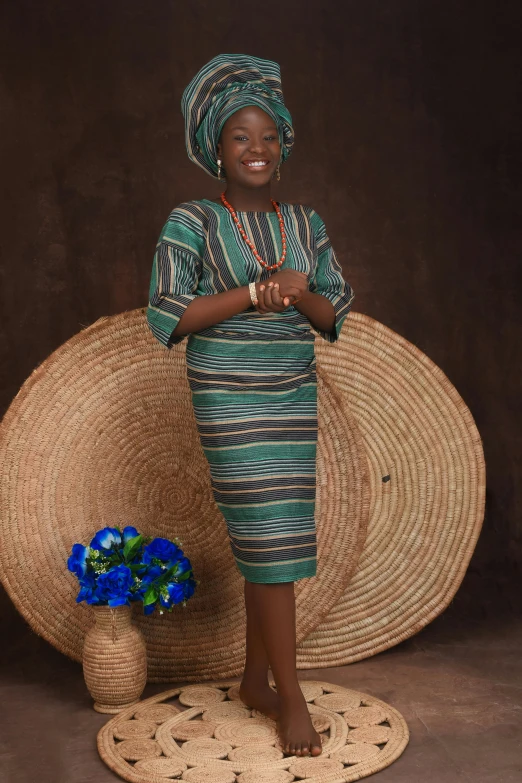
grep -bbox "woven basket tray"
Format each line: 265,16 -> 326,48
0,308 -> 370,681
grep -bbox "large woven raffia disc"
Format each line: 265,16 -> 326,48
97,679 -> 409,782
296,311 -> 486,666
0,309 -> 370,681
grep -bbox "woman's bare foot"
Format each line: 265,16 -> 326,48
238,678 -> 280,722
277,689 -> 322,757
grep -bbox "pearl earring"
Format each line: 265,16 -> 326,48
217,159 -> 222,180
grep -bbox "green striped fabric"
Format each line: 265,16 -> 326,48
147,199 -> 354,583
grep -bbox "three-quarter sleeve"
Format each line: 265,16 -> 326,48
309,210 -> 355,342
146,205 -> 204,348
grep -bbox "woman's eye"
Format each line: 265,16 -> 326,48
265,136 -> 276,141
234,136 -> 248,141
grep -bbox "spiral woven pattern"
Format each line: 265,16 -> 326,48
134,757 -> 188,777
214,717 -> 278,746
134,704 -> 180,724
0,309 -> 369,681
178,686 -> 226,708
98,679 -> 409,782
228,744 -> 283,762
113,720 -> 157,741
171,721 -> 217,741
295,311 -> 485,665
202,703 -> 251,724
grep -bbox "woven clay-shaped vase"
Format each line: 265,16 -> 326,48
82,605 -> 147,713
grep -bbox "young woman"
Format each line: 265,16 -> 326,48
146,54 -> 355,758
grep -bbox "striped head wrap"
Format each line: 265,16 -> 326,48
181,53 -> 295,179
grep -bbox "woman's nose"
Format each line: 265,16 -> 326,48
248,137 -> 266,153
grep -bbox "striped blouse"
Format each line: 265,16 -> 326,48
146,199 -> 354,347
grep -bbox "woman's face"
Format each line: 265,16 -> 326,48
216,105 -> 281,189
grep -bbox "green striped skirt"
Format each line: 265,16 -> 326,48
186,320 -> 318,583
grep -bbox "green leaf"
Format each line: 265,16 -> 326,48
143,586 -> 158,606
176,569 -> 192,582
123,535 -> 143,563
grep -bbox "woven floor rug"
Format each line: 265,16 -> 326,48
98,679 -> 409,782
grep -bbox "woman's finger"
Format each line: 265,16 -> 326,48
270,283 -> 288,311
255,284 -> 270,313
271,283 -> 285,308
264,282 -> 278,311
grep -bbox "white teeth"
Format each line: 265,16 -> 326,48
245,161 -> 268,167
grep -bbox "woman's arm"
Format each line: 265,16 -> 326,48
174,270 -> 306,338
171,286 -> 253,338
292,290 -> 336,334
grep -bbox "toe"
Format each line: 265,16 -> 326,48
311,743 -> 322,756
302,744 -> 309,756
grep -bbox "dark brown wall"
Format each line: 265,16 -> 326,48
1,0 -> 520,613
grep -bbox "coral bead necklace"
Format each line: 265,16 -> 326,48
220,191 -> 287,271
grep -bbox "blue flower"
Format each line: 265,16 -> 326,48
143,602 -> 156,616
141,565 -> 164,583
90,526 -> 122,552
76,571 -> 102,605
96,564 -> 134,607
160,582 -> 185,608
143,537 -> 181,564
122,526 -> 139,543
171,556 -> 191,576
67,543 -> 89,578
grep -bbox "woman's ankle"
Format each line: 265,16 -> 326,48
240,669 -> 271,688
274,682 -> 305,702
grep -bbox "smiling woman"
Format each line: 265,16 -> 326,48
218,108 -> 281,185
146,53 -> 355,758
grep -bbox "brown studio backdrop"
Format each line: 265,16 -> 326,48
0,0 -> 520,632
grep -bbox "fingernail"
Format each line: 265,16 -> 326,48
260,285 -> 265,291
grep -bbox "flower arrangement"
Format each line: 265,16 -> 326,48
67,526 -> 197,615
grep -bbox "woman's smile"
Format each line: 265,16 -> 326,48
242,159 -> 270,170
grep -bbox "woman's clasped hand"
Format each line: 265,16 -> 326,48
254,269 -> 308,314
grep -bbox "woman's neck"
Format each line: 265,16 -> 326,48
221,184 -> 275,212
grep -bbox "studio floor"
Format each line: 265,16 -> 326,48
1,573 -> 521,783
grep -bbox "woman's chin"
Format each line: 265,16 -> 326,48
238,174 -> 274,189
231,164 -> 274,187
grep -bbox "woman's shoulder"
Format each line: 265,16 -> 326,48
280,201 -> 317,216
166,199 -> 210,221
280,202 -> 326,233
158,201 -> 209,248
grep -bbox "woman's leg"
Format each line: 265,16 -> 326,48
245,580 -> 322,757
239,578 -> 281,720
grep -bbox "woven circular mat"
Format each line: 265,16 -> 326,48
0,309 -> 370,681
295,312 -> 486,666
98,679 -> 409,782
